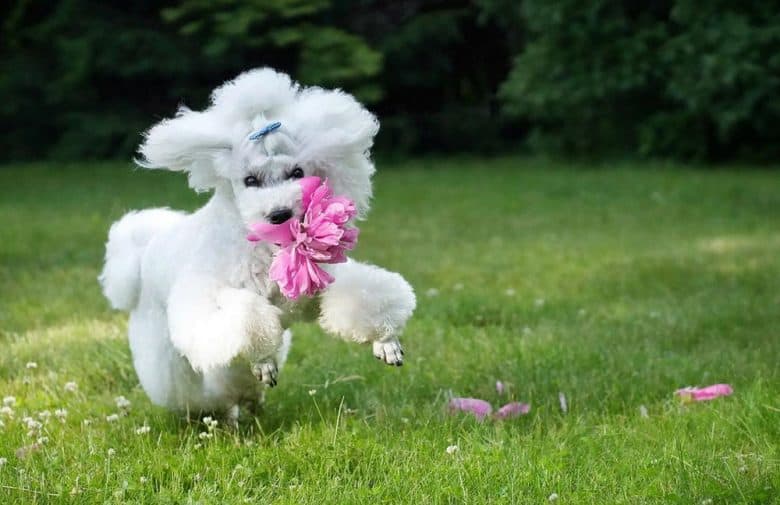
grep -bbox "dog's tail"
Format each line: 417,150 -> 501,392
99,208 -> 185,311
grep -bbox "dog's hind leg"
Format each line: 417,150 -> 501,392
100,208 -> 185,311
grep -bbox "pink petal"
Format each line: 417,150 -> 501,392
495,381 -> 505,395
448,398 -> 492,421
676,384 -> 733,402
494,402 -> 531,419
247,221 -> 294,245
299,176 -> 322,209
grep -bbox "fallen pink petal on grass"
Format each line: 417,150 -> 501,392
494,402 -> 531,419
448,398 -> 492,421
676,384 -> 733,402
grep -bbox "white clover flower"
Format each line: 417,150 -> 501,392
0,457 -> 7,466
55,409 -> 68,421
82,419 -> 93,426
198,431 -> 213,440
559,392 -> 568,414
107,448 -> 116,457
548,493 -> 559,502
534,298 -> 546,308
445,445 -> 459,455
505,288 -> 516,296
2,396 -> 16,407
202,416 -> 218,431
114,396 -> 131,410
639,405 -> 649,418
37,410 -> 51,422
23,417 -> 42,432
193,443 -> 202,449
25,362 -> 37,369
0,406 -> 14,417
308,389 -> 317,396
140,476 -> 148,484
425,288 -> 440,297
106,414 -> 120,423
135,425 -> 150,435
64,382 -> 78,393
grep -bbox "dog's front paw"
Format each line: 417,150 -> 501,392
372,339 -> 404,366
251,360 -> 278,387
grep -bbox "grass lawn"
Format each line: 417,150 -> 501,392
0,157 -> 778,503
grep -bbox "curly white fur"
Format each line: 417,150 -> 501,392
99,68 -> 416,415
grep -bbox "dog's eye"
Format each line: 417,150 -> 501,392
287,166 -> 304,180
244,175 -> 261,187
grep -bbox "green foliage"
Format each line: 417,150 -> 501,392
370,2 -> 516,153
500,0 -> 780,160
161,0 -> 382,101
2,0 -> 779,161
652,1 -> 780,159
0,1 -> 194,160
0,0 -> 382,160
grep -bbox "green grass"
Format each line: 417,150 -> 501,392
0,157 -> 778,503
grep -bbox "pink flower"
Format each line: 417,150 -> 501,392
494,402 -> 531,419
448,398 -> 492,421
247,177 -> 359,299
675,384 -> 733,402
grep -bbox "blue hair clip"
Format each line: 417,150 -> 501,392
248,121 -> 282,140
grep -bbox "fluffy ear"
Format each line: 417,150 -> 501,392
293,88 -> 379,158
137,107 -> 232,191
290,89 -> 379,217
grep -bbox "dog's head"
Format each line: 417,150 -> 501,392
138,68 -> 378,226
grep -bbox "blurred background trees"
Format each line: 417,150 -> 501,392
2,0 -> 778,162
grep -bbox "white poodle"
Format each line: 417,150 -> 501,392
99,68 -> 416,419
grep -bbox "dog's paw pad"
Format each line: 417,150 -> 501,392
251,361 -> 278,387
372,340 -> 404,366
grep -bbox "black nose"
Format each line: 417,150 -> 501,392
267,208 -> 293,224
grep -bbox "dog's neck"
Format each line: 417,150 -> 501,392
208,183 -> 241,221
199,183 -> 276,296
